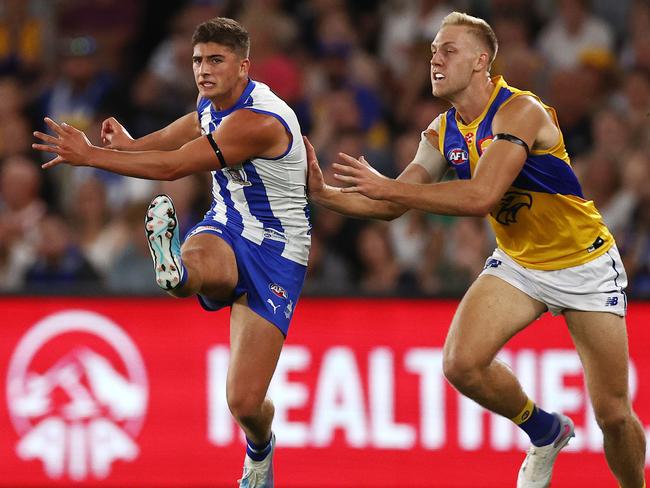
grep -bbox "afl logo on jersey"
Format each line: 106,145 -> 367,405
447,148 -> 469,165
269,283 -> 288,300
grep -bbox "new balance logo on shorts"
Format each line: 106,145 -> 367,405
484,258 -> 502,269
605,296 -> 619,307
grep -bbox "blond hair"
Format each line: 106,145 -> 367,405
440,12 -> 498,69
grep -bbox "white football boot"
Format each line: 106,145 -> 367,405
144,194 -> 184,290
239,434 -> 276,488
517,413 -> 575,487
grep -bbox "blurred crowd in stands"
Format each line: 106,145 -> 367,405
0,0 -> 648,297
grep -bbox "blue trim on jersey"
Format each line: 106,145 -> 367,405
512,154 -> 584,197
242,160 -> 286,255
197,97 -> 221,133
196,80 -> 256,132
212,79 -> 256,118
444,110 -> 471,180
476,87 -> 512,156
245,108 -> 294,160
443,86 -> 584,197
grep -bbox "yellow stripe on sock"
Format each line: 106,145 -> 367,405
511,397 -> 535,425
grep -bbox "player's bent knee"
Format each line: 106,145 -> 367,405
182,246 -> 236,289
227,389 -> 266,422
443,353 -> 482,390
181,246 -> 210,269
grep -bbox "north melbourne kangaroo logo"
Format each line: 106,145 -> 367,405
493,191 -> 533,225
6,311 -> 148,481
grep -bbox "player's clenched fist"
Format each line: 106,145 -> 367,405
101,117 -> 134,149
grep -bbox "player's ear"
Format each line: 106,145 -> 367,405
475,51 -> 489,72
240,57 -> 250,76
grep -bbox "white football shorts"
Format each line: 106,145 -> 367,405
480,245 -> 627,317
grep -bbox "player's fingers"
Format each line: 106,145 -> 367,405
359,156 -> 370,167
33,131 -> 59,144
338,152 -> 362,166
333,173 -> 357,185
60,122 -> 78,134
340,186 -> 360,194
303,136 -> 317,161
44,117 -> 66,136
303,135 -> 313,151
32,142 -> 60,153
332,162 -> 357,175
41,155 -> 65,169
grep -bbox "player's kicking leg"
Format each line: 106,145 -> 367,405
144,194 -> 237,298
228,295 -> 284,488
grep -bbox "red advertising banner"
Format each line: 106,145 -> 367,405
1,297 -> 649,487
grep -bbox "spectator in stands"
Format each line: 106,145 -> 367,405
0,76 -> 33,159
356,222 -> 418,295
35,35 -> 117,141
106,201 -> 162,295
23,212 -> 102,293
620,185 -> 650,298
0,0 -> 55,78
0,154 -> 45,290
66,176 -> 129,276
537,0 -> 614,70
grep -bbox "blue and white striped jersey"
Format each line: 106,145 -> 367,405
196,79 -> 311,266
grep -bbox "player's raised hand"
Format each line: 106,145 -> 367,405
303,136 -> 327,198
33,117 -> 94,169
101,116 -> 134,149
332,153 -> 394,200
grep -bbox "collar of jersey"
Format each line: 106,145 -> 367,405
211,78 -> 256,118
454,75 -> 508,129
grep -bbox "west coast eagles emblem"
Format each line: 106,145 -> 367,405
492,191 -> 533,225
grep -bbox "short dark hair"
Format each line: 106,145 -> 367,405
192,17 -> 250,58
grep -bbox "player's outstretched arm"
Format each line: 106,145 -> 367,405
101,112 -> 201,151
34,117 -> 218,179
304,136 -> 439,221
334,97 -> 546,217
34,110 -> 287,180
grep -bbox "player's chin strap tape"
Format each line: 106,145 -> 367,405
493,133 -> 530,156
206,133 -> 226,169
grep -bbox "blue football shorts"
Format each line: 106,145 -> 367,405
184,219 -> 307,336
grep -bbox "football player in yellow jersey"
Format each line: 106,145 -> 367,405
305,11 -> 645,488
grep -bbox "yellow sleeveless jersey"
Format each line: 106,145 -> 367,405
438,76 -> 613,270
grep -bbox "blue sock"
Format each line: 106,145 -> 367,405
246,436 -> 272,461
178,262 -> 188,288
511,398 -> 560,446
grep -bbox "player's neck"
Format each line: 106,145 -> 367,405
209,77 -> 250,112
451,75 -> 495,125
